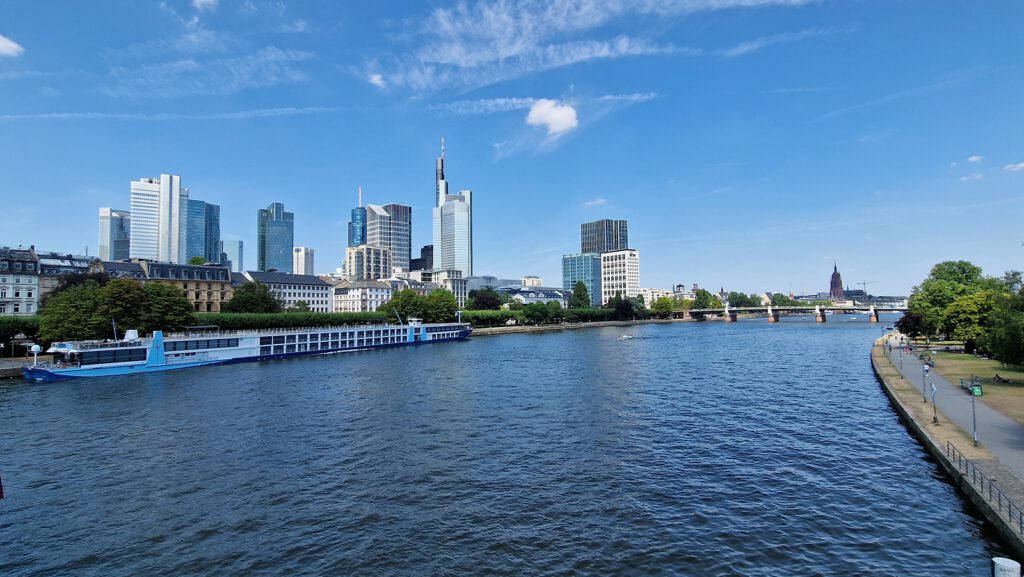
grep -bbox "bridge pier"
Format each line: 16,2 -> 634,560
724,312 -> 737,322
868,305 -> 880,323
766,305 -> 779,322
814,305 -> 827,323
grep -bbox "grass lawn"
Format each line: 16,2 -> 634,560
930,351 -> 1024,424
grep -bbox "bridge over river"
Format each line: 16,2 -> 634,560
684,304 -> 907,323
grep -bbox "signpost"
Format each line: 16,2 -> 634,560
931,382 -> 938,424
972,382 -> 981,447
922,364 -> 930,402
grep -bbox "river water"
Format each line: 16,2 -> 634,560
0,316 -> 1010,575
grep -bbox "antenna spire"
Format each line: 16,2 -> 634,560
441,137 -> 445,159
358,185 -> 362,208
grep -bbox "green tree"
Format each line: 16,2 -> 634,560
465,287 -> 504,310
523,302 -> 550,324
41,271 -> 109,307
380,289 -> 426,322
570,281 -> 591,309
929,260 -> 984,286
942,291 -> 998,353
983,292 -> 1024,365
97,278 -> 147,337
289,300 -> 312,312
546,300 -> 564,323
692,289 -> 722,310
39,280 -> 107,342
423,289 -> 458,323
651,296 -> 675,319
222,282 -> 282,313
187,256 -> 207,265
142,283 -> 197,333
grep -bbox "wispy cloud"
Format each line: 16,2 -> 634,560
960,172 -> 983,182
814,70 -> 984,122
278,19 -> 310,34
365,0 -> 812,92
718,27 -> 847,58
767,86 -> 833,94
1004,162 -> 1024,172
433,97 -> 537,115
0,107 -> 337,122
103,47 -> 314,98
192,0 -> 218,12
0,34 -> 24,58
583,198 -> 607,208
595,92 -> 658,104
526,99 -> 578,135
967,154 -> 983,163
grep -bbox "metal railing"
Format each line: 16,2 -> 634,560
947,441 -> 1024,534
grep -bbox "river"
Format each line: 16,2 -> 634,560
0,315 -> 1009,575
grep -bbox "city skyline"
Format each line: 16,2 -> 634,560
1,2 -> 1022,295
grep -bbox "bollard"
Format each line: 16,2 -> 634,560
993,557 -> 1021,577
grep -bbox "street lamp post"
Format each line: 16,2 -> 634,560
922,364 -> 930,402
899,344 -> 903,377
931,383 -> 938,424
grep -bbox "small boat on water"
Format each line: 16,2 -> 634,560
618,333 -> 635,341
23,319 -> 471,383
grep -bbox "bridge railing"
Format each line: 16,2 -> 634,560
947,441 -> 1024,535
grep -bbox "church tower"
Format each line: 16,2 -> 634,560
829,264 -> 844,301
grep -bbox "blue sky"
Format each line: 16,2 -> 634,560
1,0 -> 1022,296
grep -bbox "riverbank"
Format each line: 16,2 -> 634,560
872,336 -> 1024,558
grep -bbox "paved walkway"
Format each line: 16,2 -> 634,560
884,334 -> 1024,481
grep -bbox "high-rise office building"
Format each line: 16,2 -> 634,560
348,186 -> 367,248
432,139 -> 473,277
366,203 -> 412,273
98,208 -> 131,261
600,249 -> 640,305
129,174 -> 188,263
410,245 -> 433,272
257,202 -> 294,273
185,199 -> 221,264
562,253 -> 603,307
220,240 -> 243,273
293,247 -> 314,275
581,219 -> 628,254
344,244 -> 391,282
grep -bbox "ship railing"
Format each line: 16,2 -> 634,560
946,441 -> 1024,536
163,323 -> 438,339
53,339 -> 147,351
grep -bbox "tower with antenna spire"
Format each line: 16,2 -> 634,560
348,186 -> 367,248
431,138 -> 473,277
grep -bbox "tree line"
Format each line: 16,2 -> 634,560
896,260 -> 1023,364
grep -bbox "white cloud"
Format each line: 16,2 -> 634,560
0,34 -> 25,58
278,19 -> 310,34
526,99 -> 578,135
968,154 -> 983,163
583,198 -> 607,208
960,173 -> 983,182
192,0 -> 218,12
367,73 -> 386,89
949,161 -> 959,168
718,27 -> 846,58
595,92 -> 658,104
103,47 -> 314,98
1004,162 -> 1024,172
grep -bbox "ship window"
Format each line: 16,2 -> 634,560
331,340 -> 339,348
298,344 -> 307,352
286,344 -> 296,353
272,336 -> 284,345
273,345 -> 284,354
285,335 -> 296,343
298,334 -> 307,343
260,336 -> 272,345
260,346 -> 271,355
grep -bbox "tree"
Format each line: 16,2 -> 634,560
546,300 -> 564,323
929,260 -> 984,286
465,287 -> 504,310
771,293 -> 802,306
289,300 -> 311,312
983,292 -> 1024,365
423,289 -> 458,323
187,256 -> 207,265
41,271 -> 109,307
942,291 -> 997,353
380,289 -> 426,322
38,280 -> 108,342
222,282 -> 282,313
523,302 -> 550,324
908,279 -> 971,337
142,283 -> 197,333
650,296 -> 675,319
570,281 -> 591,309
97,278 -> 147,337
895,312 -> 926,339
692,289 -> 722,310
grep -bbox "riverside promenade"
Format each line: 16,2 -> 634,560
873,334 -> 1024,558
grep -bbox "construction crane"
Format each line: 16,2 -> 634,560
858,281 -> 876,296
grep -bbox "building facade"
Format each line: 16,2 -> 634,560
638,287 -> 672,307
129,174 -> 188,263
417,268 -> 468,308
0,247 -> 40,316
130,260 -> 233,313
344,245 -> 391,282
332,280 -> 393,313
521,275 -> 543,287
244,271 -> 332,312
410,245 -> 433,272
257,202 -> 294,273
503,287 -> 571,309
98,208 -> 131,261
581,219 -> 628,254
293,247 -> 314,275
562,253 -> 603,307
600,249 -> 640,305
366,203 -> 412,273
185,199 -> 221,264
432,141 -> 473,277
829,264 -> 844,302
35,251 -> 92,303
220,240 -> 243,273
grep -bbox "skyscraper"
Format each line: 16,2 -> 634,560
185,199 -> 221,264
600,249 -> 640,305
220,239 -> 243,273
562,253 -> 602,307
129,174 -> 188,263
348,186 -> 367,248
293,247 -> 314,275
257,202 -> 294,273
98,207 -> 131,261
432,139 -> 473,276
366,203 -> 412,273
581,219 -> 628,254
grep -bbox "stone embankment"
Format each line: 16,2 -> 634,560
871,337 -> 1024,558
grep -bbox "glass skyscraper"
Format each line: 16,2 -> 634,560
185,199 -> 221,264
129,174 -> 188,263
432,140 -> 473,276
257,202 -> 294,273
562,253 -> 602,307
220,239 -> 243,273
348,206 -> 366,247
98,207 -> 131,261
366,203 -> 412,272
581,219 -> 628,254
